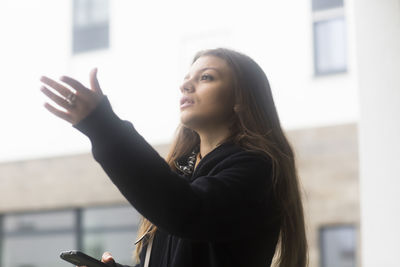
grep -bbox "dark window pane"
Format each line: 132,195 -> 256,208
312,0 -> 344,11
73,23 -> 109,53
73,0 -> 109,54
320,226 -> 356,267
313,17 -> 347,75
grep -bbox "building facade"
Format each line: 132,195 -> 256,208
0,124 -> 359,267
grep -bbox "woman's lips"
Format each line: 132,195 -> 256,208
180,101 -> 194,109
180,96 -> 195,109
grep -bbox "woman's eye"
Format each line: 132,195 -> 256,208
200,74 -> 213,81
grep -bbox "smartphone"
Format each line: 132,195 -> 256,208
60,250 -> 110,267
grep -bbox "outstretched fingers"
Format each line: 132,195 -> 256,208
40,85 -> 72,110
59,75 -> 86,92
60,73 -> 102,103
40,76 -> 73,99
43,102 -> 74,124
40,68 -> 105,125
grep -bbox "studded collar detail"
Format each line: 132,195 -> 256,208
174,145 -> 200,176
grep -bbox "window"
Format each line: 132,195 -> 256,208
320,225 -> 356,267
73,0 -> 110,54
312,0 -> 347,75
82,206 -> 140,264
0,206 -> 140,267
2,210 -> 76,267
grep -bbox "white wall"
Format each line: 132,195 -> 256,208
352,0 -> 400,266
0,0 -> 73,162
0,0 -> 358,162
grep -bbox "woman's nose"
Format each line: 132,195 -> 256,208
180,82 -> 194,94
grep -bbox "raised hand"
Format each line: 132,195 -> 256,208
40,68 -> 104,125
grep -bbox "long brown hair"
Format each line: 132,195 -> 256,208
134,48 -> 308,267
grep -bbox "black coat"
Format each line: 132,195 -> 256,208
73,96 -> 281,267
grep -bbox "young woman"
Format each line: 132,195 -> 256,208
40,48 -> 308,267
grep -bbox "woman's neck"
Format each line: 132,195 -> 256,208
197,126 -> 231,159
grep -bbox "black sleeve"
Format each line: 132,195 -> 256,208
73,96 -> 275,242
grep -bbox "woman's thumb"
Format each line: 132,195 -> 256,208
101,252 -> 115,266
90,67 -> 103,94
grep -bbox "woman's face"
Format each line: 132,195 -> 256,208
179,55 -> 235,131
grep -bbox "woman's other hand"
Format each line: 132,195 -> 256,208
40,68 -> 104,125
74,251 -> 116,267
101,251 -> 116,267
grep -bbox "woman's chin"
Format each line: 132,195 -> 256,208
180,117 -> 192,128
180,113 -> 199,129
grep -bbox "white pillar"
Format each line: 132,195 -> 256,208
353,0 -> 400,266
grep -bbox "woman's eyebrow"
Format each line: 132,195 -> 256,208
184,67 -> 222,80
